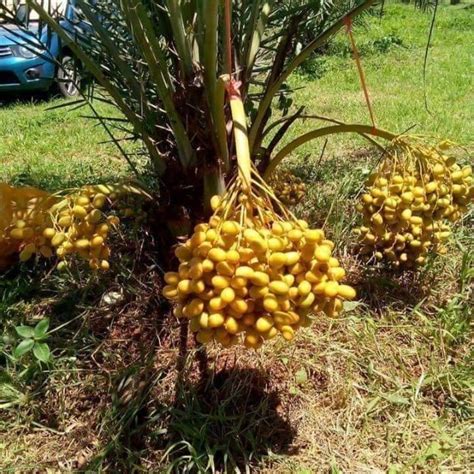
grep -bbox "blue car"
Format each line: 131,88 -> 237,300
0,0 -> 83,97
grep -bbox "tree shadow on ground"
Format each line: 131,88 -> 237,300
86,363 -> 298,473
160,366 -> 298,472
0,90 -> 57,107
354,264 -> 431,314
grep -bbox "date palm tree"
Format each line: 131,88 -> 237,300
2,0 -> 429,238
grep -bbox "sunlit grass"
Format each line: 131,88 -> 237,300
287,3 -> 473,161
0,96 -> 129,190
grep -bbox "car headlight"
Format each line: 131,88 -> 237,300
12,45 -> 45,59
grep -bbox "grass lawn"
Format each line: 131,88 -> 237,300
287,1 -> 474,159
0,96 -> 127,190
0,3 -> 472,473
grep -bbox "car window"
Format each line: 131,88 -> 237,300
14,4 -> 27,22
68,3 -> 83,22
3,0 -> 67,22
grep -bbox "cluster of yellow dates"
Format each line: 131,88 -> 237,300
163,191 -> 355,350
1,183 -> 145,271
0,184 -> 56,268
40,185 -> 123,272
355,139 -> 473,268
268,170 -> 306,206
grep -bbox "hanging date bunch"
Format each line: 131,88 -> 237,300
163,89 -> 356,350
268,170 -> 306,206
0,184 -> 57,267
354,137 -> 473,268
1,182 -> 149,271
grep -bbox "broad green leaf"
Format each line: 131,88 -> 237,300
13,339 -> 35,359
33,343 -> 51,363
15,326 -> 35,339
2,333 -> 13,346
34,318 -> 50,339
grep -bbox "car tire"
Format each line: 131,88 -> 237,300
57,54 -> 81,98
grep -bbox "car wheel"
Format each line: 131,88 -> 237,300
57,55 -> 81,98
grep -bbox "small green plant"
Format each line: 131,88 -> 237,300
0,318 -> 52,409
371,34 -> 404,53
13,318 -> 51,364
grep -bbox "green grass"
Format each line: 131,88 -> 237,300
288,2 -> 474,160
0,3 -> 473,473
0,96 -> 128,190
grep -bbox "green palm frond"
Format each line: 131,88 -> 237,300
1,0 -> 393,200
